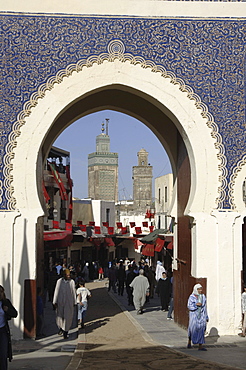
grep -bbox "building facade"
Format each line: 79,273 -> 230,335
88,124 -> 118,202
155,173 -> 173,230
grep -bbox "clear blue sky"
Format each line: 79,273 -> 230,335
54,110 -> 172,200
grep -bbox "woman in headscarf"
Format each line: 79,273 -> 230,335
187,283 -> 209,351
0,285 -> 18,369
155,261 -> 165,283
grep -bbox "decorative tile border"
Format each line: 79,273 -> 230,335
1,15 -> 245,209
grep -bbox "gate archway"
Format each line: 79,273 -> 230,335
10,57 -> 222,334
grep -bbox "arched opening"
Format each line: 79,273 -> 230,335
11,61 -> 221,338
38,85 -> 204,329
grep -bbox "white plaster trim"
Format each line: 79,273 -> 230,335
1,1 -> 246,19
230,155 -> 246,212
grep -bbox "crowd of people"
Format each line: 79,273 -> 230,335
44,257 -> 246,352
2,257 -> 246,368
40,258 -> 174,340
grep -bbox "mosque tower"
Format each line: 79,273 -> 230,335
132,148 -> 153,212
88,119 -> 118,202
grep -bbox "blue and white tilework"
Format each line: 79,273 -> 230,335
1,15 -> 246,210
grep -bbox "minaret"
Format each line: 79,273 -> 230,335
88,120 -> 118,202
132,148 -> 153,212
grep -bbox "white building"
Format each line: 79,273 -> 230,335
155,174 -> 173,230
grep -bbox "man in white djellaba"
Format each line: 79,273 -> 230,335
53,269 -> 76,339
130,269 -> 149,315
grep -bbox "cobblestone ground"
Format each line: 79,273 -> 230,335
75,282 -> 235,370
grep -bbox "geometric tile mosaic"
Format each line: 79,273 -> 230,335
1,15 -> 246,210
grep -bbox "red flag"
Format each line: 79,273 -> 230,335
116,222 -> 122,228
49,162 -> 68,200
103,222 -> 109,227
142,221 -> 148,227
94,226 -> 101,234
121,227 -> 127,234
149,225 -> 154,232
53,220 -> 59,229
66,223 -> 72,231
93,239 -> 101,247
135,227 -> 142,235
108,227 -> 114,235
89,221 -> 95,226
134,238 -> 143,250
167,242 -> 173,250
142,243 -> 155,257
145,209 -> 151,219
130,222 -> 136,228
42,181 -> 50,203
105,237 -> 115,247
155,237 -> 165,252
79,225 -> 87,232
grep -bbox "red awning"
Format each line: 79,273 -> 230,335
44,230 -> 72,241
44,230 -> 73,249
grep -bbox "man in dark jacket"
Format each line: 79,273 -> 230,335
108,264 -> 117,293
126,266 -> 137,305
116,261 -> 126,296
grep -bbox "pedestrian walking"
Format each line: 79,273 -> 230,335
187,283 -> 209,351
47,267 -> 59,303
53,269 -> 76,339
82,263 -> 90,282
241,284 -> 246,337
126,266 -> 137,305
0,284 -> 18,370
155,261 -> 166,282
108,264 -> 117,293
116,261 -> 126,296
130,269 -> 149,314
98,266 -> 104,280
76,279 -> 91,329
167,275 -> 174,320
155,271 -> 171,311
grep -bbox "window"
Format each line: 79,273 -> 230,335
165,186 -> 168,203
106,208 -> 110,224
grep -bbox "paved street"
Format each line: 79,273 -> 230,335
10,280 -> 246,370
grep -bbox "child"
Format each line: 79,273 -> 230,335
241,284 -> 246,337
98,266 -> 104,280
76,279 -> 91,328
